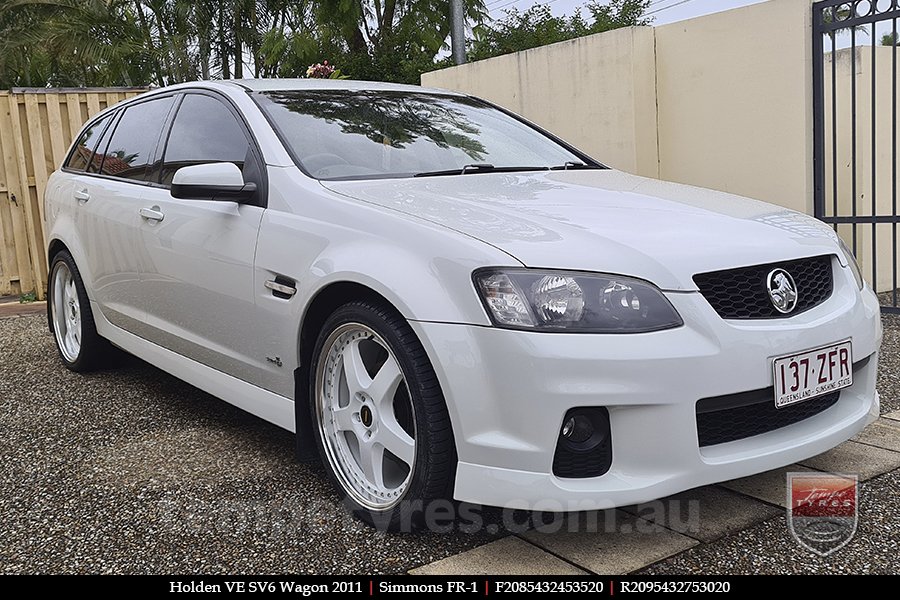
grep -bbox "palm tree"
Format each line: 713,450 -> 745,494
0,0 -> 493,86
0,0 -> 149,86
315,0 -> 488,64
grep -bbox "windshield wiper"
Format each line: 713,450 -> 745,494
549,161 -> 605,171
413,164 -> 550,178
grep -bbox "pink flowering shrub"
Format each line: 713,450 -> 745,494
306,61 -> 336,79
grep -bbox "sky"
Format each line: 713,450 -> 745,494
485,0 -> 769,25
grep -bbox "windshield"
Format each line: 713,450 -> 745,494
253,90 -> 598,180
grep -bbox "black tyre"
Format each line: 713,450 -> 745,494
48,250 -> 114,371
309,300 -> 456,531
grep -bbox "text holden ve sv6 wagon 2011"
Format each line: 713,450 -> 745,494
45,79 -> 881,530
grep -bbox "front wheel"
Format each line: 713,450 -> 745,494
310,301 -> 456,531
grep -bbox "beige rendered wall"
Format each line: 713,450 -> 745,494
423,0 -> 816,213
654,0 -> 814,214
422,0 -> 898,291
421,26 -> 660,177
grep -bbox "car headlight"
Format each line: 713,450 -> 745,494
838,238 -> 865,290
474,268 -> 683,333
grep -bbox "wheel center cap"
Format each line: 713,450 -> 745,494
360,405 -> 373,428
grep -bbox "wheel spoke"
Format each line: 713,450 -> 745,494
54,276 -> 65,311
369,356 -> 403,408
65,326 -> 77,353
360,442 -> 386,491
332,403 -> 356,432
341,338 -> 372,396
377,413 -> 416,467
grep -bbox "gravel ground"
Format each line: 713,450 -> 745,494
0,314 -> 500,574
1,311 -> 898,574
876,314 -> 900,413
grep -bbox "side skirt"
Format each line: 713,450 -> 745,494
92,301 -> 296,433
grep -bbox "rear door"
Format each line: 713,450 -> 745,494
66,96 -> 175,332
135,91 -> 268,388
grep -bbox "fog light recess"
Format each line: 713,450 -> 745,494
552,407 -> 612,478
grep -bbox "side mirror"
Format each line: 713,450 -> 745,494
170,162 -> 257,202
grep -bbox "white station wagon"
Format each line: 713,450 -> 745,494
45,79 -> 881,530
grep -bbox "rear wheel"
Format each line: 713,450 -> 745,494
48,251 -> 113,371
310,300 -> 456,531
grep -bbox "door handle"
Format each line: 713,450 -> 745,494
73,189 -> 90,203
139,206 -> 165,222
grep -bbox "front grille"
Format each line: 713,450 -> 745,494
697,391 -> 840,447
697,354 -> 874,447
696,354 -> 870,447
693,255 -> 833,319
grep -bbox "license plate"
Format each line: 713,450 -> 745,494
773,341 -> 853,408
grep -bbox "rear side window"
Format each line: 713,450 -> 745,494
99,96 -> 174,181
64,114 -> 113,171
86,112 -> 118,174
159,94 -> 252,186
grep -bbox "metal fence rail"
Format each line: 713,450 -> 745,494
813,0 -> 900,312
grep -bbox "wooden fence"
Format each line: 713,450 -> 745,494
0,87 -> 147,300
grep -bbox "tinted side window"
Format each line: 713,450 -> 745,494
99,96 -> 174,181
160,94 -> 251,186
64,114 -> 113,171
87,112 -> 118,174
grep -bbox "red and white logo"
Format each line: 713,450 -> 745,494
787,472 -> 858,556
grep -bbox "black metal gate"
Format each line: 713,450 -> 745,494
813,0 -> 900,312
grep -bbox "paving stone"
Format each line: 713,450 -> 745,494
799,440 -> 900,481
623,485 -> 782,543
409,536 -> 586,576
520,510 -> 698,574
852,418 -> 900,453
0,301 -> 45,319
721,464 -> 817,507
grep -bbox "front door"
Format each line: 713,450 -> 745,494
135,92 -> 269,388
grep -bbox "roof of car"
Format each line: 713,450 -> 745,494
219,78 -> 463,96
73,78 -> 468,136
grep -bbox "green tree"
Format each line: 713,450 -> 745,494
587,0 -> 651,30
882,31 -> 899,46
0,0 -> 151,87
312,0 -> 488,83
0,0 -> 320,86
469,0 -> 650,62
0,0 -> 492,86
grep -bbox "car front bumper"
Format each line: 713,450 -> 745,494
411,265 -> 882,510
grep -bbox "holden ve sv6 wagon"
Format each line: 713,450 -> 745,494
45,79 -> 881,530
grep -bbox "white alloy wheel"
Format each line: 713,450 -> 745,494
51,260 -> 82,363
315,323 -> 417,510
